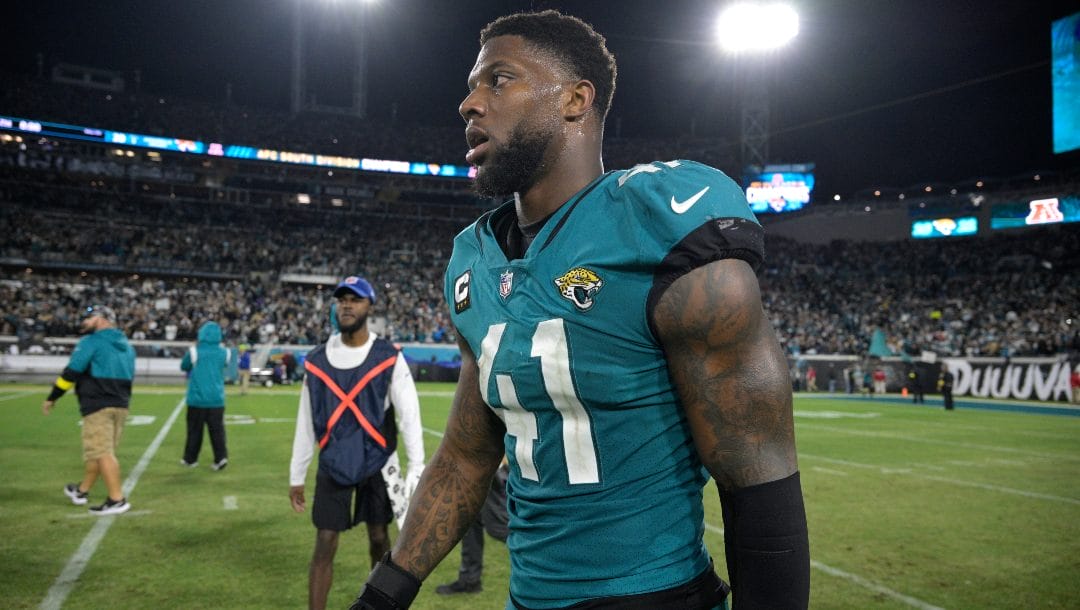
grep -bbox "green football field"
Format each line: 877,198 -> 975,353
2,382 -> 1078,609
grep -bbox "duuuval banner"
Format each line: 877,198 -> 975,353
943,358 -> 1075,402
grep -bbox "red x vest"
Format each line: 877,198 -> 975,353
304,338 -> 400,486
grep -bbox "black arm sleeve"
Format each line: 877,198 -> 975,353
46,385 -> 66,402
719,471 -> 810,609
349,552 -> 421,610
646,217 -> 764,341
46,367 -> 81,402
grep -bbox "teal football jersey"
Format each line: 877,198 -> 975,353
444,160 -> 763,609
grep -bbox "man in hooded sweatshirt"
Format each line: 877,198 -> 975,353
181,320 -> 230,471
43,305 -> 136,516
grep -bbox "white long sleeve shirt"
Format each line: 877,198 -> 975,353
289,332 -> 424,487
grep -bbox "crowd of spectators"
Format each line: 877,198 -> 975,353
4,171 -> 1077,358
2,70 -> 1078,359
1,182 -> 462,347
0,271 -> 453,351
761,230 -> 1080,358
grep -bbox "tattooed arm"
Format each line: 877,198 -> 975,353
654,257 -> 796,488
654,258 -> 809,609
390,335 -> 506,579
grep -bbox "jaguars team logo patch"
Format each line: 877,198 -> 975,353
499,270 -> 514,299
554,267 -> 604,311
453,270 -> 471,313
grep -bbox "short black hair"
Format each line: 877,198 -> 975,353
480,10 -> 617,122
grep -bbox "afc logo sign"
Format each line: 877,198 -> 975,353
1025,198 -> 1064,225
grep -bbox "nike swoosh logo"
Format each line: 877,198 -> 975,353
670,186 -> 710,214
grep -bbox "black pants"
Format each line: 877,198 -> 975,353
459,464 -> 509,584
184,407 -> 227,464
942,389 -> 954,410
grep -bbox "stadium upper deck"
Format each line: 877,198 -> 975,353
2,73 -> 1077,361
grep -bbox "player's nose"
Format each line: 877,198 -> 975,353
459,88 -> 487,122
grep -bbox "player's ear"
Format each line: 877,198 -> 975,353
563,79 -> 595,122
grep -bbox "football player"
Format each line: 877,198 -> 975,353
352,10 -> 808,610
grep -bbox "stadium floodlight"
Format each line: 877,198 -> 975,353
715,3 -> 800,53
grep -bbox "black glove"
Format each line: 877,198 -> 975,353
348,552 -> 421,610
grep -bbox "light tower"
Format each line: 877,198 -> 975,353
715,3 -> 799,170
291,0 -> 377,118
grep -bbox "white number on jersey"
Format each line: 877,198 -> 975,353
477,319 -> 600,485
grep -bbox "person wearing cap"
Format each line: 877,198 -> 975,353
289,276 -> 425,610
42,305 -> 136,516
180,320 -> 230,471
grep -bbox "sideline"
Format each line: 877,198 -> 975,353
422,428 -> 945,609
39,397 -> 187,610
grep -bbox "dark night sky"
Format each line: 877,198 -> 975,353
3,0 -> 1079,197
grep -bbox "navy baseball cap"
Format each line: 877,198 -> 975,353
333,276 -> 376,303
83,304 -> 117,322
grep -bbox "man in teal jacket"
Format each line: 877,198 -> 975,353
43,305 -> 136,516
181,321 -> 230,471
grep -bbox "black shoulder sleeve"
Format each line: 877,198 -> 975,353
646,217 -> 765,340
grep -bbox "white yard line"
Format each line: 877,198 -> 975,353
66,509 -> 154,520
801,452 -> 1080,505
39,398 -> 186,610
811,466 -> 850,476
0,390 -> 35,402
891,421 -> 1079,441
810,560 -> 945,610
423,426 -> 446,438
798,422 -> 1080,462
705,521 -> 942,608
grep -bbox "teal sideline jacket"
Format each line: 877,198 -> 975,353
60,327 -> 136,416
181,321 -> 228,408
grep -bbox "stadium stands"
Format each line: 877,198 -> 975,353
2,72 -> 1078,363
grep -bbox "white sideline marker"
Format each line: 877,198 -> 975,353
810,560 -> 946,610
39,398 -> 187,610
65,510 -> 153,520
223,496 -> 238,510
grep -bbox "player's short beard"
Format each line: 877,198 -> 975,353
474,120 -> 555,198
337,312 -> 367,336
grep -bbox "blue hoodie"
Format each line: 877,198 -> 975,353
181,321 -> 228,408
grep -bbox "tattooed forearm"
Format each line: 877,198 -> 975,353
394,443 -> 499,579
654,258 -> 798,490
390,337 -> 505,580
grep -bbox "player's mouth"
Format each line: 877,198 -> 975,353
465,127 -> 490,166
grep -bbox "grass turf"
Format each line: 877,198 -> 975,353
2,383 -> 1078,609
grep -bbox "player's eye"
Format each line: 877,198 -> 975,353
493,73 -> 511,87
